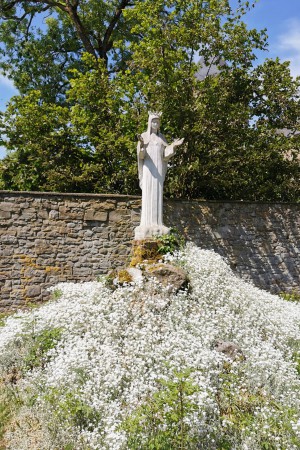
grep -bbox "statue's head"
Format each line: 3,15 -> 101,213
148,111 -> 161,134
151,117 -> 160,133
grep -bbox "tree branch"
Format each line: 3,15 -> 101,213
1,0 -> 18,12
24,11 -> 34,40
1,2 -> 52,22
102,0 -> 131,55
29,0 -> 66,9
0,1 -> 100,60
64,0 -> 97,58
0,0 -> 67,15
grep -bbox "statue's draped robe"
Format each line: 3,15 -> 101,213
135,126 -> 176,239
139,133 -> 166,227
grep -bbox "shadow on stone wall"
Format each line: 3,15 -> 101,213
165,200 -> 300,295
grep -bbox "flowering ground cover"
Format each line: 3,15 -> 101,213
0,244 -> 299,449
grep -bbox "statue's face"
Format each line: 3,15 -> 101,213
151,118 -> 160,133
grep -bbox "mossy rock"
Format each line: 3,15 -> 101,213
130,239 -> 162,267
118,269 -> 133,283
106,268 -> 134,289
144,263 -> 188,293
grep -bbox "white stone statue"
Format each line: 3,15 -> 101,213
134,112 -> 184,240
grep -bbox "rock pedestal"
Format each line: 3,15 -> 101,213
144,263 -> 187,292
108,238 -> 188,293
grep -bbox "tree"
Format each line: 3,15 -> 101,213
0,55 -> 142,193
0,90 -> 93,192
0,0 -> 137,99
163,58 -> 300,201
0,0 -> 299,200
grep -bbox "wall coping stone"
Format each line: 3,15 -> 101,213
0,190 -> 140,200
1,190 -> 299,206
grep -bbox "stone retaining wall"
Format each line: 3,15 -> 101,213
1,191 -> 299,310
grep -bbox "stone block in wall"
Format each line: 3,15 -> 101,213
34,240 -> 57,255
31,276 -> 46,283
10,269 -> 22,279
66,222 -> 79,229
109,210 -> 131,222
25,285 -> 41,298
41,201 -> 58,210
96,248 -> 109,255
0,202 -> 18,212
72,267 -> 93,277
131,208 -> 140,218
117,202 -> 129,209
84,209 -> 108,221
95,230 -> 109,239
49,210 -> 59,220
1,228 -> 17,236
20,208 -> 37,220
59,206 -> 84,220
0,300 -> 14,308
95,201 -> 117,209
0,210 -> 11,219
111,245 -> 129,256
37,210 -> 48,219
1,235 -> 18,244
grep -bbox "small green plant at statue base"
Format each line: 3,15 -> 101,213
157,228 -> 185,256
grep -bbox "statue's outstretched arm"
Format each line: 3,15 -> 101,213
164,137 -> 184,161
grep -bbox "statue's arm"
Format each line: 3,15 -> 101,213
164,137 -> 184,161
137,134 -> 146,159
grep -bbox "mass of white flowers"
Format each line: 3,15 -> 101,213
0,244 -> 299,449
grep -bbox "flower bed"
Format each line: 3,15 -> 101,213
0,244 -> 299,449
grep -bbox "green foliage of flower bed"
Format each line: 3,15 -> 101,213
280,292 -> 300,303
122,368 -> 200,449
45,388 -> 102,434
24,327 -> 62,371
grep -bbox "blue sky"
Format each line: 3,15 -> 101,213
0,0 -> 300,158
242,0 -> 300,77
